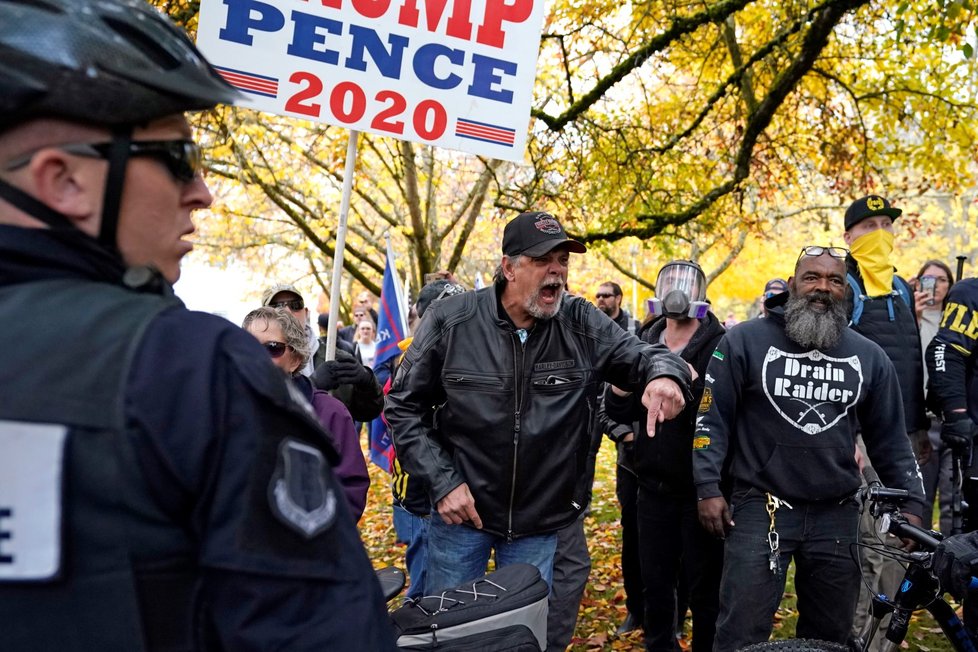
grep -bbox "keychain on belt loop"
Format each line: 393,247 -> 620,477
766,493 -> 793,575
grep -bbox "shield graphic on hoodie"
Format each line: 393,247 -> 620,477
761,346 -> 863,435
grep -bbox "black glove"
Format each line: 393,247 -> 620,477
932,531 -> 978,599
312,358 -> 374,391
942,414 -> 976,456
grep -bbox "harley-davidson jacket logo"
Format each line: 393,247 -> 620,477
761,347 -> 863,435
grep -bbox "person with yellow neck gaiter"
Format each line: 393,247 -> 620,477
849,227 -> 896,297
843,194 -> 931,652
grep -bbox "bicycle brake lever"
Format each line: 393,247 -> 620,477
879,512 -> 891,535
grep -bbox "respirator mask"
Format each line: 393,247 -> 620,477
647,261 -> 709,319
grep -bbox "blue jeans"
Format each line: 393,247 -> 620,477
393,505 -> 429,599
714,490 -> 860,652
425,514 -> 557,595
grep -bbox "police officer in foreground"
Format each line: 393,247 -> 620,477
0,1 -> 396,649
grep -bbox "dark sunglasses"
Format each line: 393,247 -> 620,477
6,139 -> 202,183
595,292 -> 616,299
797,246 -> 849,261
263,341 -> 292,359
269,299 -> 304,311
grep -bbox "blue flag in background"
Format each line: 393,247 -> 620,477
373,253 -> 407,372
369,241 -> 407,473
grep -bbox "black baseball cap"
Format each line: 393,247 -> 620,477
502,211 -> 587,257
763,278 -> 787,296
844,195 -> 902,231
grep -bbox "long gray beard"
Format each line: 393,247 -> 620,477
783,292 -> 848,350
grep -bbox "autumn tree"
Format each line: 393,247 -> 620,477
155,0 -> 978,305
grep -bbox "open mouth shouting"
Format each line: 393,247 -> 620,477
527,278 -> 565,319
539,279 -> 563,304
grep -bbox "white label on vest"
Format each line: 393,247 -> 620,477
0,421 -> 67,581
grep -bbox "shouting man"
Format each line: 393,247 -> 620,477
386,211 -> 692,594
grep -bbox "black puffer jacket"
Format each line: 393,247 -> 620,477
386,282 -> 692,539
605,312 -> 725,495
846,257 -> 929,432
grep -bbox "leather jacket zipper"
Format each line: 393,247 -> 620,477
508,331 -> 526,542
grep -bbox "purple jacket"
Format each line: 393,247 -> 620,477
291,374 -> 369,520
311,389 -> 370,520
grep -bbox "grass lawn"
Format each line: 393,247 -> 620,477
361,435 -> 957,650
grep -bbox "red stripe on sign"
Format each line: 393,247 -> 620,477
213,65 -> 279,96
218,71 -> 278,94
455,119 -> 516,145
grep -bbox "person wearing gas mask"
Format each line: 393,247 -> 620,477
841,196 -> 930,649
604,260 -> 725,652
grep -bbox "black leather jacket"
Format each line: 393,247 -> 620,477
386,282 -> 692,539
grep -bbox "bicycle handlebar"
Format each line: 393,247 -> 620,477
861,483 -> 940,550
884,515 -> 943,551
858,483 -> 978,649
865,485 -> 910,501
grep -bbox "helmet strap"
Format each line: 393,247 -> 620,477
0,177 -> 77,230
97,127 -> 132,251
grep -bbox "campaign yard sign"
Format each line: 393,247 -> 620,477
196,0 -> 546,162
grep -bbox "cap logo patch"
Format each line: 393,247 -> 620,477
866,196 -> 885,211
534,214 -> 562,235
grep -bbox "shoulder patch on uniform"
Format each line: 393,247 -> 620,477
698,387 -> 713,413
693,436 -> 711,450
712,350 -> 724,361
269,438 -> 338,539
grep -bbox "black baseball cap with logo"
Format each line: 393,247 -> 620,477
844,195 -> 902,231
502,211 -> 588,257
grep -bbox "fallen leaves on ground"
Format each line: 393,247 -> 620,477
359,434 -> 953,650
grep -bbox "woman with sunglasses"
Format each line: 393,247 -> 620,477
243,307 -> 369,521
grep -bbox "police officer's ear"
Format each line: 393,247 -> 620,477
18,147 -> 101,234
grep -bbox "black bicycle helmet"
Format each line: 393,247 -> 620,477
0,0 -> 240,131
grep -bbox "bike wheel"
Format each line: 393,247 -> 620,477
737,640 -> 850,652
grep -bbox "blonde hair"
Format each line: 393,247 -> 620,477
242,306 -> 311,370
